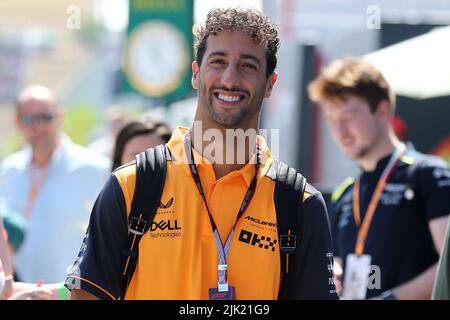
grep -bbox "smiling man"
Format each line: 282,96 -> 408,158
309,58 -> 450,300
67,8 -> 338,300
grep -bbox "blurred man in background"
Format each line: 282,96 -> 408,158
309,58 -> 450,299
0,85 -> 110,283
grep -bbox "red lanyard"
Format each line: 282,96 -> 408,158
184,131 -> 260,292
353,145 -> 406,255
24,163 -> 49,219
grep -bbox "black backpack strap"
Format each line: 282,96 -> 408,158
273,159 -> 306,299
120,144 -> 168,299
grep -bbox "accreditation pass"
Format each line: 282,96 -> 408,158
343,253 -> 372,300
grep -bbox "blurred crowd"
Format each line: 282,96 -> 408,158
0,85 -> 172,299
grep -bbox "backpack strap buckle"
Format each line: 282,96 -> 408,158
280,234 -> 297,252
129,216 -> 147,236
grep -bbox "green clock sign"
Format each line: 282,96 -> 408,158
124,21 -> 190,97
122,0 -> 193,101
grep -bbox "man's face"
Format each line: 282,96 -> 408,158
16,98 -> 61,148
322,96 -> 383,161
192,30 -> 276,128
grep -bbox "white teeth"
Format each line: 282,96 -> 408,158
217,94 -> 241,102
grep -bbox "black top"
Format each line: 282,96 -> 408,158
330,148 -> 450,298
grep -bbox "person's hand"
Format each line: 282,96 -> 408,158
0,275 -> 14,299
7,285 -> 53,300
333,259 -> 344,297
334,273 -> 343,297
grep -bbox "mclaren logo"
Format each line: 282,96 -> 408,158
159,197 -> 174,209
244,216 -> 277,228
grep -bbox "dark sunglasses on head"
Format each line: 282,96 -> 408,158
20,112 -> 54,125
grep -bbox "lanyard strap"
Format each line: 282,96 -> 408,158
25,164 -> 49,219
353,144 -> 406,256
184,131 -> 261,291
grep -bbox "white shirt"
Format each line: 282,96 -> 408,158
0,216 -> 7,296
0,136 -> 110,283
0,259 -> 5,296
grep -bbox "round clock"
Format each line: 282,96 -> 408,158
123,20 -> 190,97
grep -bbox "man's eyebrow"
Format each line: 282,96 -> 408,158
340,109 -> 359,116
206,51 -> 262,66
207,51 -> 226,59
241,54 -> 261,66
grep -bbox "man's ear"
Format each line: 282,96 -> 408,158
264,71 -> 278,98
15,113 -> 22,129
191,61 -> 199,90
377,100 -> 392,120
54,108 -> 64,128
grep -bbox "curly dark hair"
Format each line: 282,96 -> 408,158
194,7 -> 280,77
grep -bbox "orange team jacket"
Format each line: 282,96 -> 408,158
65,127 -> 337,300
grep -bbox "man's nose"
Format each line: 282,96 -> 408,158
29,121 -> 48,132
221,65 -> 241,89
333,122 -> 349,139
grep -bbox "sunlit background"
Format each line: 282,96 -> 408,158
1,0 -> 449,194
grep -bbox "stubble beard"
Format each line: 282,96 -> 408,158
199,83 -> 264,129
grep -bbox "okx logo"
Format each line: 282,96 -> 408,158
159,197 -> 174,209
238,229 -> 277,252
150,219 -> 181,232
